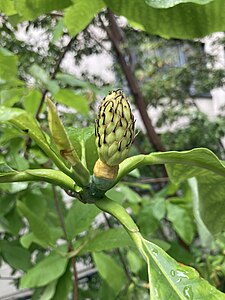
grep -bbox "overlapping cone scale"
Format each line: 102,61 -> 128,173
95,89 -> 135,166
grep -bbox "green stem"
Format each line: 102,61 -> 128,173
95,197 -> 143,253
0,169 -> 75,191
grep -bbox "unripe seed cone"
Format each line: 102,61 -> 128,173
95,89 -> 135,167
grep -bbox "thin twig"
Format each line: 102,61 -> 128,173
35,35 -> 77,120
52,186 -> 79,300
71,255 -> 79,300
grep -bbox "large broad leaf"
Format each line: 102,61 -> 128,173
64,0 -> 105,36
117,148 -> 225,183
140,237 -> 225,299
93,252 -> 127,296
20,252 -> 68,288
14,0 -> 72,20
105,0 -> 225,39
117,148 -> 225,236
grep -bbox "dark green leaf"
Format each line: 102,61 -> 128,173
105,0 -> 225,39
0,240 -> 31,271
93,252 -> 127,296
65,201 -> 100,240
167,202 -> 195,244
17,201 -> 52,245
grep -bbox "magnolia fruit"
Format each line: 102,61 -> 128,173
95,89 -> 135,166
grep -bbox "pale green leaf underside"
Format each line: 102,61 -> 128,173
105,0 -> 225,39
117,148 -> 225,236
141,238 -> 225,299
144,0 -> 212,8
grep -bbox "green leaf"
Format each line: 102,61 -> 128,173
167,202 -> 195,244
39,281 -> 57,300
188,178 -> 213,247
0,106 -> 73,177
64,0 -> 105,36
5,207 -> 23,235
56,73 -> 91,88
52,263 -> 72,300
81,228 -> 134,253
22,190 -> 47,219
67,126 -> 98,172
14,0 -> 72,20
0,88 -> 26,106
22,88 -> 42,114
105,0 -> 225,39
117,148 -> 225,184
20,252 -> 68,288
0,240 -> 31,271
20,232 -> 47,249
119,185 -> 142,203
127,250 -> 143,274
194,173 -> 225,236
140,237 -> 225,299
144,0 -> 212,8
0,0 -> 17,15
65,201 -> 100,240
29,64 -> 59,94
93,252 -> 127,296
17,201 -> 52,245
54,88 -> 89,114
52,19 -> 65,43
0,48 -> 18,82
118,149 -> 225,236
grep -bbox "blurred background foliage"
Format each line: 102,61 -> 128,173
1,1 -> 225,299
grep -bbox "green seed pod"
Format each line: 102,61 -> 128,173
95,89 -> 135,167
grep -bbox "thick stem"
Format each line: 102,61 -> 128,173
95,197 -> 143,255
0,169 -> 75,191
103,11 -> 165,152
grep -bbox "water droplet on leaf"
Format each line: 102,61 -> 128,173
170,270 -> 176,277
151,248 -> 158,256
183,286 -> 193,299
